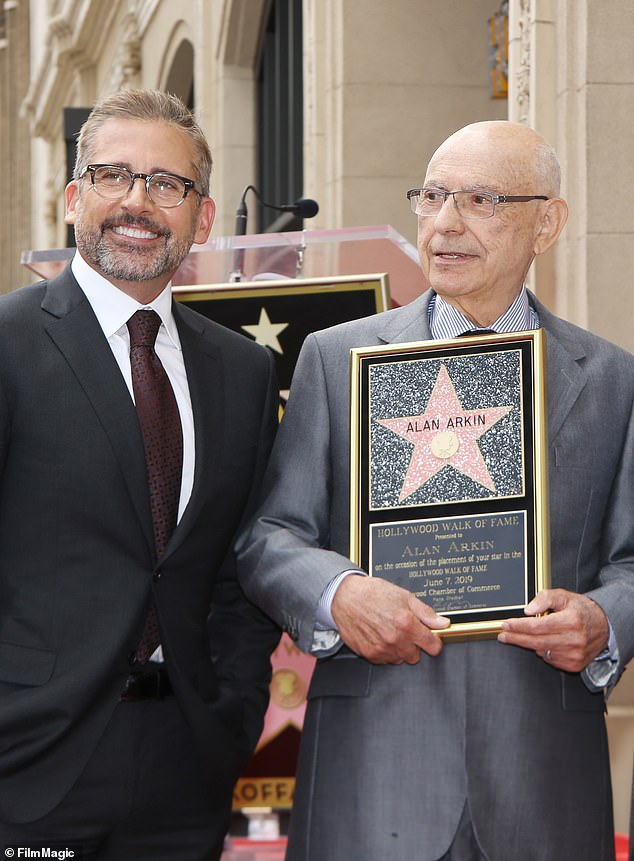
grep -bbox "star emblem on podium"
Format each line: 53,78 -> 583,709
241,307 -> 289,354
377,363 -> 513,501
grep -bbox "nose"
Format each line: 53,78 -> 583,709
122,176 -> 153,211
432,193 -> 464,232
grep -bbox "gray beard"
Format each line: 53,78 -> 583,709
74,221 -> 194,283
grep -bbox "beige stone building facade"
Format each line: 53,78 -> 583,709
2,0 -> 634,835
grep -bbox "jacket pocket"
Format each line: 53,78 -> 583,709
0,640 -> 56,686
307,652 -> 372,699
561,673 -> 606,713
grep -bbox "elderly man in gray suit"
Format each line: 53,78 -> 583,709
238,121 -> 634,860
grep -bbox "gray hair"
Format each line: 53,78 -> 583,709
73,88 -> 212,196
532,138 -> 561,197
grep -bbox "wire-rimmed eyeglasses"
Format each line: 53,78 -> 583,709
406,187 -> 549,220
80,164 -> 201,208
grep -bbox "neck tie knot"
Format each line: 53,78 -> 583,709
127,309 -> 162,348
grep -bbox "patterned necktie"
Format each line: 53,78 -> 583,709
127,309 -> 183,662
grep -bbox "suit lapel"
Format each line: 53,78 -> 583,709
167,302 -> 224,550
377,292 -> 433,345
41,270 -> 155,553
544,333 -> 587,440
530,296 -> 588,441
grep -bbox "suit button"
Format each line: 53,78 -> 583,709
153,569 -> 162,581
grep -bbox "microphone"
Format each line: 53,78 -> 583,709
233,185 -> 319,236
275,197 -> 320,219
229,185 -> 319,281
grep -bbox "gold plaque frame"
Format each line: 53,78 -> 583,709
350,330 -> 550,639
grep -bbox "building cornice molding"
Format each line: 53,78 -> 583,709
514,0 -> 531,123
21,0 -> 155,139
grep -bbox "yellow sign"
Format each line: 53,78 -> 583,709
233,777 -> 296,809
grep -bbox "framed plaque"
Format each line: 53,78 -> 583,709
175,274 -> 390,396
349,330 -> 550,639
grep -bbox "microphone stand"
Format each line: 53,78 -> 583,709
227,186 -> 252,283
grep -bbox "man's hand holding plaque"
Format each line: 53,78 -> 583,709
499,588 -> 610,671
331,574 -> 450,663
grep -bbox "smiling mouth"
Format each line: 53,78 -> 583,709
111,224 -> 160,240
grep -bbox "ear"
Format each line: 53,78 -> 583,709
64,180 -> 80,225
192,196 -> 216,245
534,197 -> 568,255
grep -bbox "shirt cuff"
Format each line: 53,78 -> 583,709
310,569 -> 367,656
582,621 -> 619,692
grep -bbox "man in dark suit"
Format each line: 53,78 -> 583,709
238,121 -> 634,860
0,89 -> 280,860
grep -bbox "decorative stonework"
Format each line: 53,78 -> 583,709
515,0 -> 531,123
104,11 -> 142,92
22,1 -> 141,140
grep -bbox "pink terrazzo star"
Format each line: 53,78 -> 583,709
378,363 -> 513,501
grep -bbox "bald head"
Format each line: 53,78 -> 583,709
428,121 -> 561,198
416,120 -> 568,327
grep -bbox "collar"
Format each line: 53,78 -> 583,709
70,251 -> 181,348
429,287 -> 539,340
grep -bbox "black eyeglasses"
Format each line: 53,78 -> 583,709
80,164 -> 201,208
406,187 -> 549,220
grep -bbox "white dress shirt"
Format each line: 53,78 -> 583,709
71,251 -> 195,521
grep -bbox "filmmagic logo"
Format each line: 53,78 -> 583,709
5,849 -> 80,859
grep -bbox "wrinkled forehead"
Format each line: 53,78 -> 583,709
424,127 -> 537,192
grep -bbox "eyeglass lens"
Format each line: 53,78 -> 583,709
409,190 -> 495,219
89,166 -> 188,207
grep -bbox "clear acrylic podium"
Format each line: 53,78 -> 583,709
21,224 -> 428,307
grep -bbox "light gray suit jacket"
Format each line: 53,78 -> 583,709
239,290 -> 634,861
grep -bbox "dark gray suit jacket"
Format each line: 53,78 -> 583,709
239,290 -> 634,861
0,269 -> 280,823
